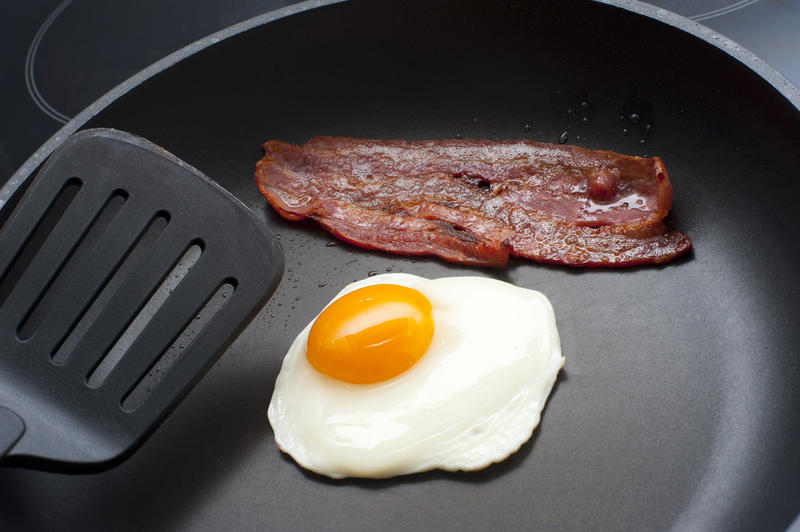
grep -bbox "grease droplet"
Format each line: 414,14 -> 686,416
325,241 -> 337,247
558,131 -> 569,144
580,101 -> 589,110
523,123 -> 532,132
455,132 -> 463,139
645,124 -> 652,134
318,282 -> 327,288
630,113 -> 641,124
472,117 -> 479,124
581,117 -> 589,125
622,128 -> 629,136
368,271 -> 378,277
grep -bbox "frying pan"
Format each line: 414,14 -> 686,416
2,0 -> 799,529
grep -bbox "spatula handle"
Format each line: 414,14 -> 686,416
0,406 -> 25,460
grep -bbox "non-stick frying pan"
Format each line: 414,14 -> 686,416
1,0 -> 798,530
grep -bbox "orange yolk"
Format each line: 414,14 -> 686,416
306,284 -> 434,384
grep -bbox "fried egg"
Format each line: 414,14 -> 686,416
267,273 -> 564,479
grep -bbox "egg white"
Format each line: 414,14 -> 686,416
267,273 -> 565,479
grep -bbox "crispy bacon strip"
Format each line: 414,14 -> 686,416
255,137 -> 691,268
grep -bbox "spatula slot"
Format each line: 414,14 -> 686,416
52,212 -> 170,364
0,178 -> 82,310
86,241 -> 203,389
16,190 -> 128,342
121,279 -> 237,412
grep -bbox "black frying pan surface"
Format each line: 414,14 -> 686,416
1,0 -> 799,530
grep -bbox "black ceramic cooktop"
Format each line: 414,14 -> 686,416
1,0 -> 799,185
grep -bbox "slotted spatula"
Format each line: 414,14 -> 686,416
0,129 -> 283,471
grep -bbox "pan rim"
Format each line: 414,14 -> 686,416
1,0 -> 798,211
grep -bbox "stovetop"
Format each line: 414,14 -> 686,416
2,0 -> 798,183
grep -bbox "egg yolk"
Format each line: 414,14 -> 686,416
306,284 -> 434,384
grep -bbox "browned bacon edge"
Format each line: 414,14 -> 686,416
255,137 -> 692,268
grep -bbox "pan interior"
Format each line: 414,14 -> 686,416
1,0 -> 799,530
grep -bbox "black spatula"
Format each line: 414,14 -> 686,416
0,129 -> 283,471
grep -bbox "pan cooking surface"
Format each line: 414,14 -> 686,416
1,0 -> 798,529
